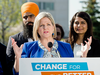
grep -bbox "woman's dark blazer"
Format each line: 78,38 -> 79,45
87,38 -> 100,57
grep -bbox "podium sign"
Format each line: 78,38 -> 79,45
19,58 -> 100,75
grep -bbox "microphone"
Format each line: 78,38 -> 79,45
47,42 -> 61,57
48,42 -> 53,48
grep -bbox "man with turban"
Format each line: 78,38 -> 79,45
6,2 -> 39,75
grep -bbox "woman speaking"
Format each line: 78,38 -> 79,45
12,12 -> 74,75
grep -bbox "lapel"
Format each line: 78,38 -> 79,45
31,48 -> 44,58
30,41 -> 44,58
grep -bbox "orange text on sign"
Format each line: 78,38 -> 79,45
41,71 -> 94,75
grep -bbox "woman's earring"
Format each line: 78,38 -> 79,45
52,33 -> 54,36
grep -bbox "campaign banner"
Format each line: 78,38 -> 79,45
19,58 -> 100,75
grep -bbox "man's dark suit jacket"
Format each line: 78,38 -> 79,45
0,42 -> 6,75
6,32 -> 28,75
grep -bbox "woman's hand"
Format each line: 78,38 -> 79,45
81,36 -> 92,57
11,38 -> 23,58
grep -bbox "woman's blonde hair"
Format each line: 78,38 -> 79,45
33,12 -> 56,41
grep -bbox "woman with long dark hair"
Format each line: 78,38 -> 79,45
65,11 -> 100,57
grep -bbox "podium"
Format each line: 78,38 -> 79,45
19,58 -> 100,75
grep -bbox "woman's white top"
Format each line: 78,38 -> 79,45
73,43 -> 91,58
73,43 -> 82,58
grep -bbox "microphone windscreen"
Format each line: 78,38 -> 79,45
48,42 -> 53,48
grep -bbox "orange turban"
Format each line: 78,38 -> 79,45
21,2 -> 39,17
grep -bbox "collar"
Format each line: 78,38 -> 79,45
38,40 -> 59,58
38,40 -> 58,51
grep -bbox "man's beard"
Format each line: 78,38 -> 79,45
23,22 -> 33,39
